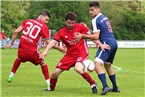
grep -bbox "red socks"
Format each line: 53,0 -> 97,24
41,65 -> 49,80
50,78 -> 58,91
11,58 -> 21,73
81,72 -> 95,85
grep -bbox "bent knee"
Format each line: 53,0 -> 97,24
40,61 -> 46,66
51,69 -> 63,79
74,62 -> 84,73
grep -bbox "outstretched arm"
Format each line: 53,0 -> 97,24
74,32 -> 99,40
45,39 -> 66,53
39,39 -> 65,59
4,26 -> 23,48
74,32 -> 110,50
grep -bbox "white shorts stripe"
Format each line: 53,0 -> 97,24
98,50 -> 103,58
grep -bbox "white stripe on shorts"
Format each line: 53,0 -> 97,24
98,50 -> 103,58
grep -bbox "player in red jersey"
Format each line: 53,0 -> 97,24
4,11 -> 64,90
0,30 -> 8,41
40,12 -> 98,94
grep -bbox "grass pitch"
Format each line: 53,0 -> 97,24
1,48 -> 145,97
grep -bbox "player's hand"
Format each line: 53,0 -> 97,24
100,42 -> 111,51
74,32 -> 82,41
39,51 -> 47,59
4,44 -> 12,48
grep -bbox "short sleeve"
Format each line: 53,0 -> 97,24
92,18 -> 100,33
41,24 -> 50,39
53,30 -> 61,42
21,20 -> 27,28
80,24 -> 89,34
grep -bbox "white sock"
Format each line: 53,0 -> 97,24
9,72 -> 14,78
46,79 -> 50,90
91,84 -> 96,88
46,79 -> 50,85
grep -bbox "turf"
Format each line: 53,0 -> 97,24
1,48 -> 145,97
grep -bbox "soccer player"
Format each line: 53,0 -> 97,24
0,30 -> 10,48
74,1 -> 120,95
0,30 -> 8,41
40,12 -> 98,94
4,11 -> 64,90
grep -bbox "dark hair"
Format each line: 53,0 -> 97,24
89,1 -> 100,8
39,11 -> 51,17
65,12 -> 76,21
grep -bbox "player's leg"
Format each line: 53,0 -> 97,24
39,61 -> 50,90
29,50 -> 50,91
50,68 -> 64,91
94,58 -> 112,95
74,62 -> 98,94
7,58 -> 21,82
94,48 -> 112,95
104,43 -> 120,93
104,63 -> 120,92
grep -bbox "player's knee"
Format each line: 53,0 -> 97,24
51,71 -> 59,79
74,62 -> 83,73
95,57 -> 104,65
40,61 -> 46,66
51,69 -> 62,79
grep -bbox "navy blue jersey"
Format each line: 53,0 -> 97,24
92,13 -> 116,44
92,13 -> 118,63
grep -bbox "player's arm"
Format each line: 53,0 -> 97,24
4,35 -> 8,40
82,32 -> 99,40
74,30 -> 99,40
45,39 -> 65,53
4,26 -> 23,48
40,39 -> 65,59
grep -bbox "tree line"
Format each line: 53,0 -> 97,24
1,1 -> 145,40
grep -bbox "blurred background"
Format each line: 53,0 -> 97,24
1,0 -> 145,40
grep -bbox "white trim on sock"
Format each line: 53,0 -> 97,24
46,79 -> 50,85
9,72 -> 14,78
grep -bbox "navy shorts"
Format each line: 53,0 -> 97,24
95,41 -> 118,64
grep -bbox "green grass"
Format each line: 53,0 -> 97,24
1,48 -> 145,97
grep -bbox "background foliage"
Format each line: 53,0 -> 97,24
1,1 -> 145,40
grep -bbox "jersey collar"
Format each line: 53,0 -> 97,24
92,13 -> 102,20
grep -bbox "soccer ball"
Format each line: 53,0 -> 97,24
83,60 -> 95,72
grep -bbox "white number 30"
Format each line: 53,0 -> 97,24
23,22 -> 41,39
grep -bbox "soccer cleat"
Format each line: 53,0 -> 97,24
111,88 -> 120,93
92,86 -> 98,94
7,77 -> 13,83
100,86 -> 112,95
43,84 -> 53,91
43,88 -> 51,91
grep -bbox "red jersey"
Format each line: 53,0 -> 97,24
54,23 -> 89,55
19,19 -> 50,52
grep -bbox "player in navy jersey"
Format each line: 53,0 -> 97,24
40,12 -> 98,94
74,1 -> 120,95
4,11 -> 64,90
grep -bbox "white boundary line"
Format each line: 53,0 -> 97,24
112,65 -> 122,71
112,65 -> 145,74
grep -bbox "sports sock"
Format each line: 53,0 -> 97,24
41,64 -> 49,80
9,72 -> 14,78
46,79 -> 50,85
11,58 -> 21,74
46,79 -> 50,90
109,74 -> 118,90
50,78 -> 58,91
81,72 -> 95,86
98,73 -> 108,88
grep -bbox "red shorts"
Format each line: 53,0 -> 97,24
18,50 -> 43,66
56,53 -> 89,70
